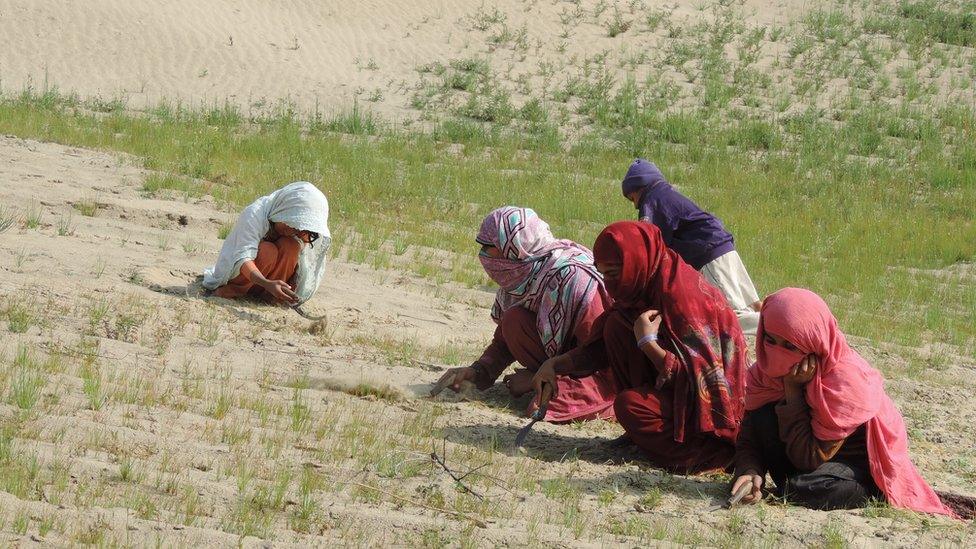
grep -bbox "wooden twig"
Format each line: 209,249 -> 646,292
396,313 -> 450,326
456,462 -> 489,481
350,481 -> 487,528
430,451 -> 484,500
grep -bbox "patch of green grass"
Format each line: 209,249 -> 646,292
822,518 -> 848,548
143,173 -> 202,198
72,197 -> 99,217
637,487 -> 663,510
866,0 -> 976,47
217,222 -> 233,240
290,387 -> 312,432
289,467 -> 324,533
605,8 -> 633,37
444,71 -> 480,92
81,365 -> 106,411
8,348 -> 44,410
23,199 -> 41,229
450,57 -> 490,76
209,389 -> 232,419
314,102 -> 380,135
3,300 -> 37,334
56,212 -> 75,236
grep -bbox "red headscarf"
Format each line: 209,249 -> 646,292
593,221 -> 747,443
748,288 -> 954,517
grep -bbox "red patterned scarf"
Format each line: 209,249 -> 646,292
593,221 -> 747,443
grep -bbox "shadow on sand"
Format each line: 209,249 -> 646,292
441,421 -> 730,504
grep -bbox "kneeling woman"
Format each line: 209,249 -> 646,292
535,221 -> 748,473
203,182 -> 331,305
731,288 -> 967,517
438,206 -> 617,422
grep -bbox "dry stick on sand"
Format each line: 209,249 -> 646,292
349,481 -> 488,528
430,438 -> 488,500
430,450 -> 485,500
432,438 -> 517,497
396,312 -> 450,326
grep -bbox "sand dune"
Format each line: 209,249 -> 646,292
0,0 -> 809,120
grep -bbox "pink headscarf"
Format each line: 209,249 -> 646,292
746,288 -> 954,516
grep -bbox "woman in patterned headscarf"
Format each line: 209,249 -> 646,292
436,206 -> 617,422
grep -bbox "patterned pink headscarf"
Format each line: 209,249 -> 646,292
477,207 -> 605,357
747,288 -> 954,517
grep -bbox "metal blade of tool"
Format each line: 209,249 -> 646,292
291,304 -> 328,321
708,482 -> 754,511
514,382 -> 554,451
429,371 -> 457,398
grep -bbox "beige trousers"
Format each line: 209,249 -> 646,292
699,250 -> 761,336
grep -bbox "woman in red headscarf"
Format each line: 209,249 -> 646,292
533,221 -> 748,473
731,288 -> 973,517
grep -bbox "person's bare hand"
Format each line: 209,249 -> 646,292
784,355 -> 818,387
531,358 -> 559,400
436,366 -> 476,393
633,309 -> 662,341
260,279 -> 298,303
503,369 -> 534,397
731,474 -> 763,504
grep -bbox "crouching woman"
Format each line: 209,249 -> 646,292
203,182 -> 331,305
437,206 -> 617,422
731,288 -> 971,518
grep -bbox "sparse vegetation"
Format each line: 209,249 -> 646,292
3,299 -> 36,334
23,199 -> 41,229
0,206 -> 15,233
7,346 -> 44,410
56,211 -> 75,236
72,198 -> 99,217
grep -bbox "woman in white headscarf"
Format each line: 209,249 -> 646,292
202,182 -> 331,304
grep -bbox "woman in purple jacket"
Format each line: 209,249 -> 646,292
621,159 -> 760,335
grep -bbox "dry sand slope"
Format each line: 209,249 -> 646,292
0,136 -> 975,546
0,0 -> 808,120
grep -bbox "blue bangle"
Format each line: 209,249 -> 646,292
636,333 -> 658,348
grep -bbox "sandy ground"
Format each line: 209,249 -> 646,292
0,0 -> 809,120
0,136 -> 974,546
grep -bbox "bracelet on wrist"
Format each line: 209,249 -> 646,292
636,333 -> 658,348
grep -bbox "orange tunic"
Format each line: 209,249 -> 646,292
213,236 -> 302,301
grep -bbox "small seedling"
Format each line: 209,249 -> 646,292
5,300 -> 36,333
606,8 -> 632,37
23,199 -> 42,229
57,212 -> 75,236
73,198 -> 99,217
0,206 -> 15,232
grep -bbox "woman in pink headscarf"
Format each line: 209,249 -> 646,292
732,288 -> 973,517
435,206 -> 617,422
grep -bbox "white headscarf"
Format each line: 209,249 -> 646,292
202,182 -> 331,304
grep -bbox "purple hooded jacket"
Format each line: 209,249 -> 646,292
621,159 -> 735,270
